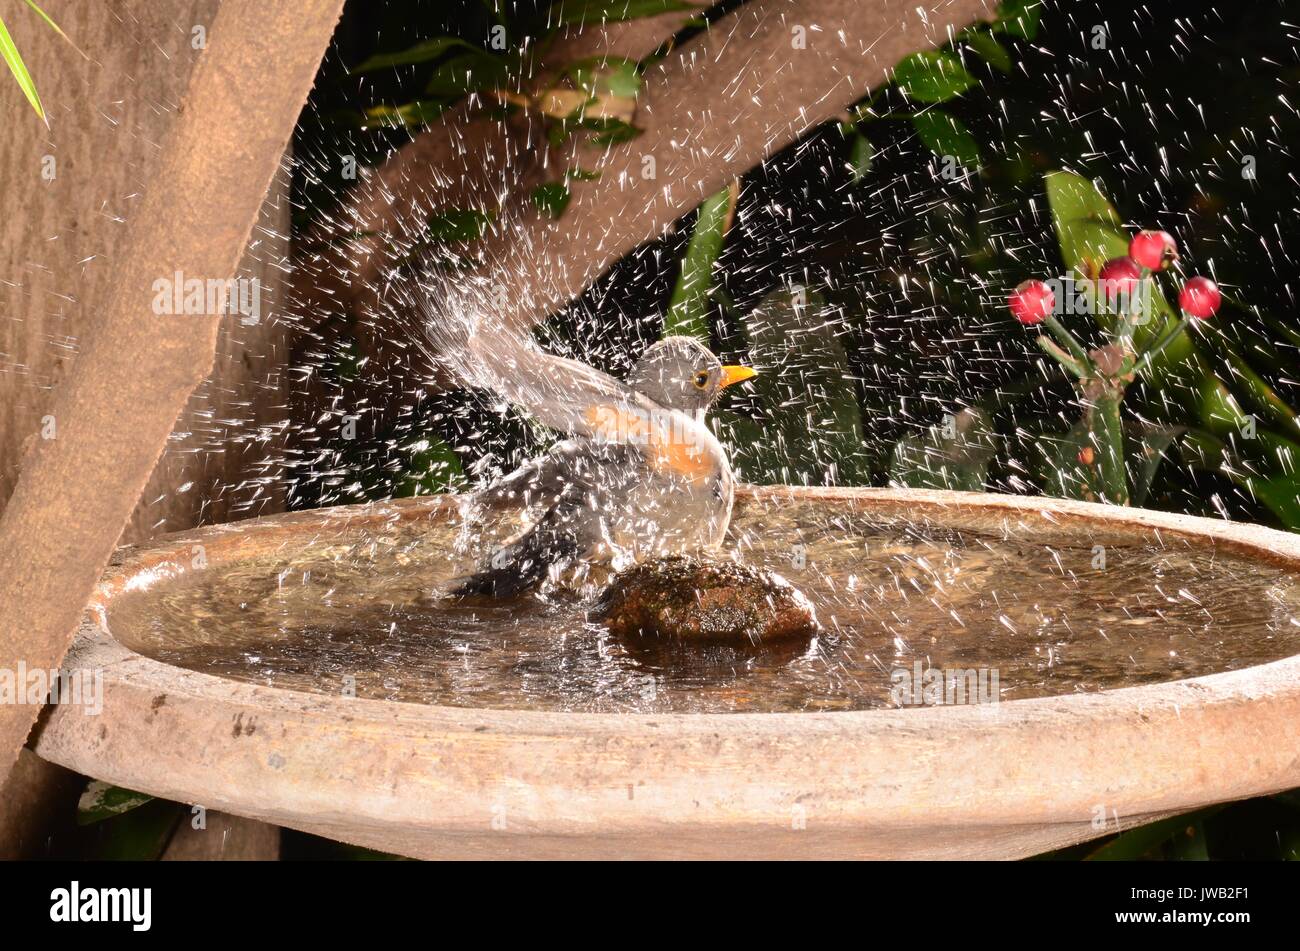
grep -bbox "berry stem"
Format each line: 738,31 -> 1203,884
1116,270 -> 1150,351
1091,393 -> 1130,506
1044,315 -> 1093,369
1134,316 -> 1193,375
1036,335 -> 1088,378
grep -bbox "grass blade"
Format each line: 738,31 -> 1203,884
665,181 -> 737,340
23,0 -> 88,58
0,13 -> 47,124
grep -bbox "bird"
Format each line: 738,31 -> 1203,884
434,326 -> 756,598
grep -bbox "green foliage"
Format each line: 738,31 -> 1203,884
394,437 -> 466,497
425,208 -> 493,242
890,407 -> 996,491
665,185 -> 734,340
0,12 -> 42,122
891,51 -> 977,103
1044,171 -> 1300,526
74,780 -> 182,861
963,29 -> 1012,73
992,0 -> 1043,41
909,110 -> 980,169
846,7 -> 1035,170
531,182 -> 572,218
566,56 -> 641,99
362,99 -> 449,129
715,288 -> 871,486
424,52 -> 510,96
77,780 -> 155,826
847,132 -> 874,181
1130,423 -> 1184,508
351,36 -> 487,73
1084,807 -> 1225,861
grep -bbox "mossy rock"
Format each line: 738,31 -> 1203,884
592,556 -> 819,646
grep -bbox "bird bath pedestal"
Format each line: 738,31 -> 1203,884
30,487 -> 1300,860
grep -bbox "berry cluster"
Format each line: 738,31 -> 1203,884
998,227 -> 1225,506
1010,230 -> 1220,326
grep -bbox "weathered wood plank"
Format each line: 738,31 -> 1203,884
0,0 -> 345,787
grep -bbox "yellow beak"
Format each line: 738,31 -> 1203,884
719,365 -> 757,389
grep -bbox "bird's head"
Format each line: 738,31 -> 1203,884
627,335 -> 756,419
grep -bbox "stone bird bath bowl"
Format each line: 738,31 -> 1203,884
30,487 -> 1300,859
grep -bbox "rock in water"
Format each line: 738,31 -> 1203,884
592,556 -> 819,645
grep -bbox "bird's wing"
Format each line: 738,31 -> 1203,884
466,318 -> 674,441
421,280 -> 648,433
476,441 -> 644,527
422,278 -> 719,481
475,439 -> 581,507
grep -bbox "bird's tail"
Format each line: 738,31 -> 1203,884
449,518 -> 580,599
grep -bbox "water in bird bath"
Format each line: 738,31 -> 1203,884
105,496 -> 1300,714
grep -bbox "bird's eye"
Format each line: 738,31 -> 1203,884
693,370 -> 710,390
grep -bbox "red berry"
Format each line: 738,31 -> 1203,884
1097,256 -> 1142,302
1179,276 -> 1221,319
1128,230 -> 1179,271
1008,279 -> 1054,325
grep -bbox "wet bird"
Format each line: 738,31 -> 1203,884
438,328 -> 756,598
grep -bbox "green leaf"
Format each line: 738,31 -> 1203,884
362,99 -> 449,128
1032,420 -> 1106,503
597,60 -> 640,98
1043,170 -> 1122,226
1043,171 -> 1166,338
665,185 -> 734,340
425,208 -> 493,242
395,437 -> 465,497
1092,394 -> 1129,505
1086,807 -> 1225,861
351,36 -> 484,73
891,51 -> 977,103
717,287 -> 870,486
585,118 -> 641,145
550,0 -> 697,28
994,0 -> 1043,41
1198,328 -> 1300,442
964,29 -> 1012,73
85,799 -> 185,861
910,110 -> 981,168
1181,427 -> 1300,529
1164,820 -> 1211,860
1198,377 -> 1250,436
77,781 -> 155,826
1249,476 -> 1300,531
0,13 -> 46,123
889,407 -> 995,491
1129,423 -> 1184,508
1043,170 -> 1125,278
22,0 -> 70,45
532,183 -> 572,218
847,131 -> 874,182
567,57 -> 641,99
424,51 -> 509,96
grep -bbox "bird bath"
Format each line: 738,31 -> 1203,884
31,486 -> 1300,859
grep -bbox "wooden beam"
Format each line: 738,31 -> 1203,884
0,0 -> 345,785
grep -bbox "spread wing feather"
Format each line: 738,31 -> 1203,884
422,284 -> 660,441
